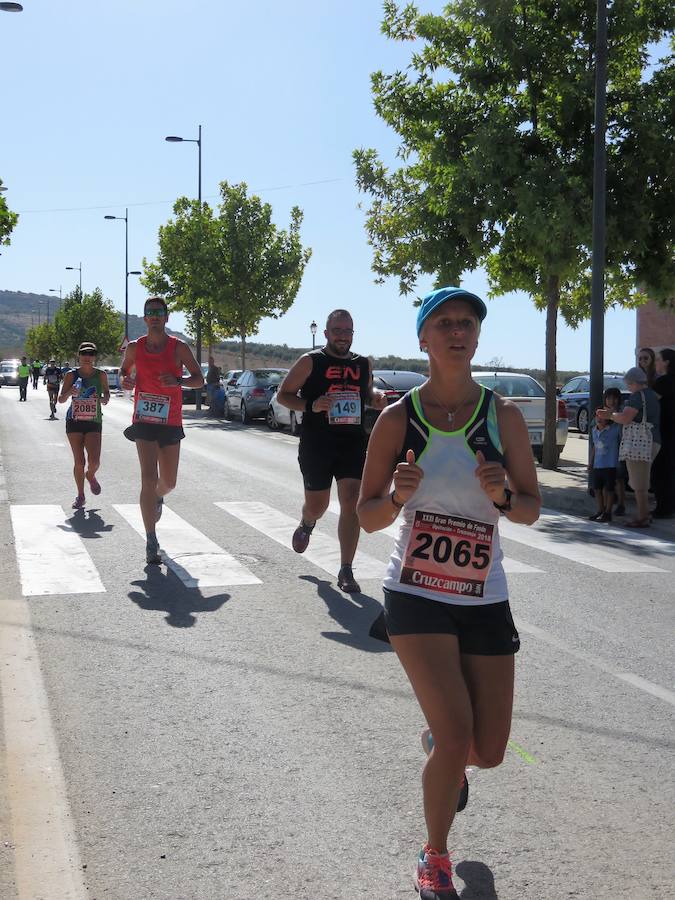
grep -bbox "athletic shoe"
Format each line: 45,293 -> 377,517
421,729 -> 469,813
291,520 -> 314,553
337,564 -> 361,593
89,477 -> 101,496
588,511 -> 602,521
146,537 -> 162,565
598,511 -> 612,523
155,496 -> 164,523
49,413 -> 55,420
414,845 -> 458,899
614,504 -> 625,516
72,495 -> 85,509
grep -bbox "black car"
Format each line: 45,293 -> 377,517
364,370 -> 428,434
559,374 -> 629,434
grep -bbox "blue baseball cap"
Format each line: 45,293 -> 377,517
416,286 -> 487,337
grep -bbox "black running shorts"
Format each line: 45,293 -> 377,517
66,420 -> 102,435
383,587 -> 520,655
124,423 -> 185,447
592,467 -> 617,491
298,429 -> 368,491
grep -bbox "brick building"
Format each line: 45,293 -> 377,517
636,300 -> 675,357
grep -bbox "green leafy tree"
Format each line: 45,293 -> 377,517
0,179 -> 19,248
25,322 -> 57,361
355,2 -> 674,467
53,287 -> 124,359
143,182 -> 312,369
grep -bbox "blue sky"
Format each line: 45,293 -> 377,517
0,0 -> 661,371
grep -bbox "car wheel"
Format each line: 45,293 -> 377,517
266,406 -> 278,430
241,402 -> 251,424
577,407 -> 589,434
290,411 -> 300,436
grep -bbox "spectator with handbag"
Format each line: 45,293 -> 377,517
597,366 -> 660,528
652,348 -> 675,519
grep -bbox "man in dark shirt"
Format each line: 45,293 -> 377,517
43,358 -> 62,419
205,356 -> 221,412
277,309 -> 386,593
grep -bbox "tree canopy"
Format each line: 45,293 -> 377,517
142,181 -> 312,369
354,1 -> 674,465
0,179 -> 19,249
48,287 -> 123,359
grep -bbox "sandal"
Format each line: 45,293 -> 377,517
625,518 -> 650,528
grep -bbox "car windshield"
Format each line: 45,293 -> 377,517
474,374 -> 545,398
254,370 -> 286,386
603,376 -> 627,391
1,365 -> 16,373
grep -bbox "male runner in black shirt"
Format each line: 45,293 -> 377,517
277,309 -> 386,593
43,358 -> 62,418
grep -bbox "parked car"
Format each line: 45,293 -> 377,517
0,362 -> 20,386
472,371 -> 568,463
223,369 -> 242,388
266,388 -> 303,434
101,366 -> 120,390
364,370 -> 429,435
226,368 -> 288,423
558,374 -> 629,434
181,363 -> 209,405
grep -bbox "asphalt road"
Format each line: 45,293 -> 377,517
0,383 -> 674,900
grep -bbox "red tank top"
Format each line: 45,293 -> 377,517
133,335 -> 183,426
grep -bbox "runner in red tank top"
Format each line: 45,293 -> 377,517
119,297 -> 204,564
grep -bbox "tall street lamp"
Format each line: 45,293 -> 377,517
310,320 -> 317,350
165,125 -> 203,408
48,286 -> 62,324
65,262 -> 82,300
0,3 -> 24,11
105,209 -> 141,340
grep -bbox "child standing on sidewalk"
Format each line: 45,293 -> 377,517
589,397 -> 622,522
603,387 -> 627,516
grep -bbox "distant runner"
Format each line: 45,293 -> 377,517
31,359 -> 41,389
358,287 -> 540,899
43,358 -> 62,419
276,309 -> 386,593
119,296 -> 204,564
58,342 -> 110,509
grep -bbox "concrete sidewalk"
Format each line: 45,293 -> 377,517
537,432 -> 675,540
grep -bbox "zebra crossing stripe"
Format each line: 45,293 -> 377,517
113,504 -> 261,588
216,501 -> 386,579
326,501 -> 543,574
9,505 -> 105,596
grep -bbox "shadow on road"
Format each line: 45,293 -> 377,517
299,574 -> 392,654
128,567 -> 229,628
58,507 -> 114,539
455,860 -> 498,899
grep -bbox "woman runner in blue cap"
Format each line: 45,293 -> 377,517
358,287 -> 540,898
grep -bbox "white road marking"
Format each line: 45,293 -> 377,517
9,505 -> 106,596
113,504 -> 261,588
327,501 -> 543,574
501,511 -> 668,572
539,507 -> 675,556
216,501 -> 386,579
517,617 -> 675,708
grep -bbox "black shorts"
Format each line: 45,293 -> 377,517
298,429 -> 368,491
124,423 -> 185,447
383,587 -> 520,655
592,467 -> 617,491
66,420 -> 102,435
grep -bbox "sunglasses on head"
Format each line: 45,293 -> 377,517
145,308 -> 166,318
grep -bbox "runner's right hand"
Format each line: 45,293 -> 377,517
393,449 -> 423,502
120,374 -> 135,390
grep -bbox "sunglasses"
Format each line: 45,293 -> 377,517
79,350 -> 96,356
145,308 -> 167,318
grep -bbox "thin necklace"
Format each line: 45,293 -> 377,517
424,381 -> 476,424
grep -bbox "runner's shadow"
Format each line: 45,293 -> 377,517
128,566 -> 229,628
58,508 -> 114,539
455,860 -> 498,899
299,574 -> 392,653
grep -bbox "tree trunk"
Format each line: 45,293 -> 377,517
542,274 -> 560,469
240,332 -> 246,371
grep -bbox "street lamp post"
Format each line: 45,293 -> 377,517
0,3 -> 24,11
105,209 -> 140,340
65,262 -> 82,300
165,125 -> 203,408
48,286 -> 62,324
310,320 -> 317,350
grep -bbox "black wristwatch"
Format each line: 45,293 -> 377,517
493,488 -> 513,513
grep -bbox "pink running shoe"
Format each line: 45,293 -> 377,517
415,845 -> 458,898
72,495 -> 85,509
89,477 -> 101,496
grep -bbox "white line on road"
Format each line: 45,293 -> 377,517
216,501 -> 387,579
516,617 -> 675,708
9,505 -> 106,596
113,504 -> 261,588
327,501 -> 544,574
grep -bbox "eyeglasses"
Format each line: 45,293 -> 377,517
145,308 -> 166,318
330,327 -> 354,336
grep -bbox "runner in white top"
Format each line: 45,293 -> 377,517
358,287 -> 540,899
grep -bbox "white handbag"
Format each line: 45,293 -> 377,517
619,391 -> 654,462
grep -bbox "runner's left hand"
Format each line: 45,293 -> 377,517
158,373 -> 180,386
475,450 -> 509,505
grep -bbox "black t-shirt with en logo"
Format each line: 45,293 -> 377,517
300,349 -> 370,436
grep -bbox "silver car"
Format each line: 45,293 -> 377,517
226,368 -> 288,423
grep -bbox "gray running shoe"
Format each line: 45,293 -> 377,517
337,564 -> 361,593
146,537 -> 162,565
